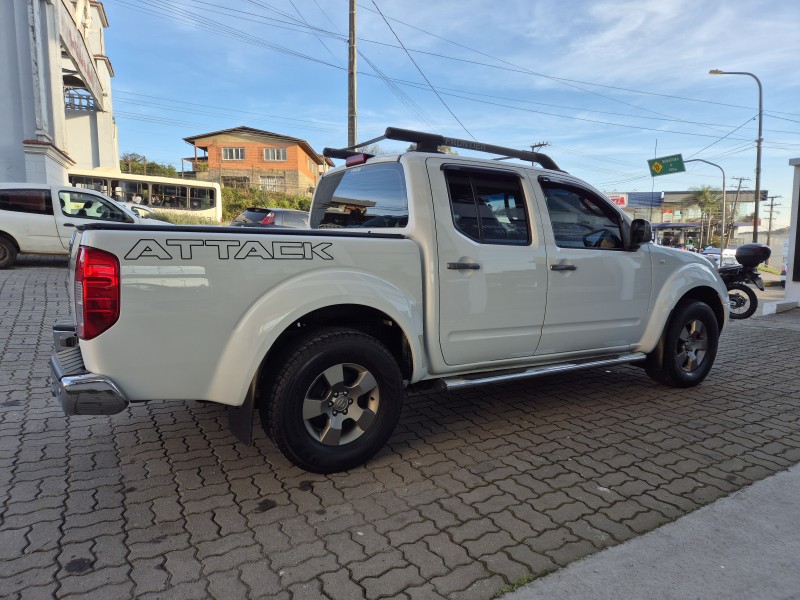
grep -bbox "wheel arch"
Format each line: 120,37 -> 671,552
254,303 -> 418,400
638,267 -> 728,354
0,231 -> 21,251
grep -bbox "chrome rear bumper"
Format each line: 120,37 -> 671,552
50,325 -> 128,416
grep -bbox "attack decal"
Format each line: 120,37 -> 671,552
124,239 -> 335,261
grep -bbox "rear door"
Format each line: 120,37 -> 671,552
427,159 -> 549,366
534,176 -> 652,355
0,188 -> 62,253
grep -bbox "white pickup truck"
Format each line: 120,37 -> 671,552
50,128 -> 729,473
0,183 -> 157,268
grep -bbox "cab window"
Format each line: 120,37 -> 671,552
58,191 -> 127,222
444,168 -> 529,245
540,180 -> 623,250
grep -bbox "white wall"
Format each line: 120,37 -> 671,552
786,159 -> 800,303
0,1 -> 36,181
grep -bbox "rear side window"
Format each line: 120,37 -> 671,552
310,163 -> 408,229
0,189 -> 52,215
444,169 -> 529,245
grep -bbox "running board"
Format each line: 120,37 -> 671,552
436,353 -> 646,392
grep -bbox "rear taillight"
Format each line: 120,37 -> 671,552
261,213 -> 275,225
75,247 -> 120,340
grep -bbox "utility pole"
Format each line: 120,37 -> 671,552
726,176 -> 750,248
347,0 -> 357,147
530,141 -> 549,166
764,195 -> 782,260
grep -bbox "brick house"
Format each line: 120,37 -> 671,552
182,126 -> 333,195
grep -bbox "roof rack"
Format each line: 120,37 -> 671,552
323,127 -> 562,171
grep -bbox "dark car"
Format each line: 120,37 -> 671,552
230,207 -> 309,229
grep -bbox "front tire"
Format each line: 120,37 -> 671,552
728,283 -> 757,319
645,301 -> 719,388
261,327 -> 404,473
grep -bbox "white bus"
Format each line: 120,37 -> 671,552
68,169 -> 223,222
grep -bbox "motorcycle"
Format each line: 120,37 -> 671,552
717,243 -> 771,320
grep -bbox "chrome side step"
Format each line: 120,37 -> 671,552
436,352 -> 647,392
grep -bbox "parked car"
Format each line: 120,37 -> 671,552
230,207 -> 309,229
701,248 -> 737,268
0,183 -> 161,268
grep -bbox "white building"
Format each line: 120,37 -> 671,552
0,0 -> 118,184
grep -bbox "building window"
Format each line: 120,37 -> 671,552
222,147 -> 245,160
264,147 -> 287,161
221,176 -> 250,189
259,176 -> 285,191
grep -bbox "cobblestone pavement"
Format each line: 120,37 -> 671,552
2,256 -> 800,599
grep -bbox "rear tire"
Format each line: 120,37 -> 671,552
0,237 -> 17,269
261,327 -> 404,473
645,301 -> 719,388
728,283 -> 757,319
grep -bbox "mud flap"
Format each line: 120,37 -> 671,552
227,376 -> 256,445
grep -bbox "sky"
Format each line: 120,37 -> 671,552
104,0 -> 800,227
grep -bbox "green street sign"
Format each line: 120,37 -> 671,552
648,154 -> 686,177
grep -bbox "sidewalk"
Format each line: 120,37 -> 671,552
507,309 -> 800,600
506,462 -> 800,600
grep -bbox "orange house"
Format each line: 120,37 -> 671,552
183,126 -> 333,195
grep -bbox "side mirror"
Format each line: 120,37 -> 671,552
629,219 -> 652,248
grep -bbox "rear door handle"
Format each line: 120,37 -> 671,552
62,223 -> 75,228
550,264 -> 576,271
447,262 -> 480,270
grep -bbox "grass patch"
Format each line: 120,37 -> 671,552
758,264 -> 781,275
493,569 -> 557,598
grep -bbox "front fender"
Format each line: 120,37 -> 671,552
207,268 -> 425,406
636,261 -> 728,353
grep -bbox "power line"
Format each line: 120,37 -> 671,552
115,1 -> 800,143
369,0 -> 474,139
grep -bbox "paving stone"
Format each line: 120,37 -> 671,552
4,263 -> 800,600
322,568 -> 368,600
57,565 -> 131,597
362,564 -> 424,600
429,562 -> 491,596
240,561 -> 282,599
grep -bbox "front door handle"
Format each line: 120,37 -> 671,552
63,223 -> 75,228
447,262 -> 480,270
550,264 -> 577,271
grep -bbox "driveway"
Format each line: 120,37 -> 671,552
2,256 -> 799,599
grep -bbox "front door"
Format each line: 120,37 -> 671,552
428,159 -> 549,366
534,177 -> 652,355
55,190 -> 131,249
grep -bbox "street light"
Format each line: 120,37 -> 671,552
709,69 -> 763,243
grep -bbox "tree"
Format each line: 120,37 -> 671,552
120,152 -> 178,177
683,186 -> 722,248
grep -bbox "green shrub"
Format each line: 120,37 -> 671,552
144,211 -> 220,226
222,188 -> 311,222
